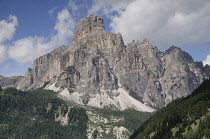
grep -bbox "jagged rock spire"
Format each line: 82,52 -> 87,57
71,15 -> 105,46
142,38 -> 149,44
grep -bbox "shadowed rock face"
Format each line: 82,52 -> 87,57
17,15 -> 210,110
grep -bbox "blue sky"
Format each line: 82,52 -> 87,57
0,0 -> 210,77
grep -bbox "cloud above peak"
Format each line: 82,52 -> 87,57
88,0 -> 134,17
54,9 -> 75,43
110,0 -> 210,47
89,0 -> 210,48
8,9 -> 75,65
1,0 -> 210,76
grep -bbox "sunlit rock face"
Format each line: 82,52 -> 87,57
18,15 -> 210,110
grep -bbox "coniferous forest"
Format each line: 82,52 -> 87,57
0,86 -> 152,139
130,79 -> 210,139
0,88 -> 88,139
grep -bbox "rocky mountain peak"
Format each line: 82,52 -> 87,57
17,15 -> 210,111
165,45 -> 181,53
165,45 -> 194,63
71,15 -> 105,46
142,38 -> 149,44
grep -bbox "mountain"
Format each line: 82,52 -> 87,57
0,75 -> 23,88
130,79 -> 210,139
17,15 -> 210,110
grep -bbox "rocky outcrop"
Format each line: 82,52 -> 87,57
18,15 -> 210,110
0,75 -> 23,88
71,15 -> 105,46
116,42 -> 208,108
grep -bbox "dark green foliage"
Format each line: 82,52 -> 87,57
94,108 -> 152,132
0,86 -> 2,91
92,129 -> 98,139
123,109 -> 153,131
0,88 -> 88,139
68,107 -> 88,131
130,79 -> 210,139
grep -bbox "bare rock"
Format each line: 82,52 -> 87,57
0,75 -> 23,88
71,15 -> 105,46
17,15 -> 210,110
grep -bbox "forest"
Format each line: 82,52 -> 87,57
0,87 -> 88,139
130,79 -> 210,139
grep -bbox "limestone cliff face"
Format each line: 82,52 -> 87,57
71,15 -> 105,46
116,41 -> 208,108
18,46 -> 68,90
18,15 -> 209,110
115,40 -> 165,108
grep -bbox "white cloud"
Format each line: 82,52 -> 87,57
89,0 -> 210,48
88,0 -> 134,17
68,1 -> 79,13
9,37 -> 48,64
9,9 -> 76,65
53,9 -> 75,44
0,15 -> 18,64
48,7 -> 58,15
0,15 -> 18,43
67,0 -> 89,17
203,54 -> 210,66
0,45 -> 6,64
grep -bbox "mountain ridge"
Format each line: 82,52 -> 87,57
17,15 -> 210,110
0,75 -> 23,88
